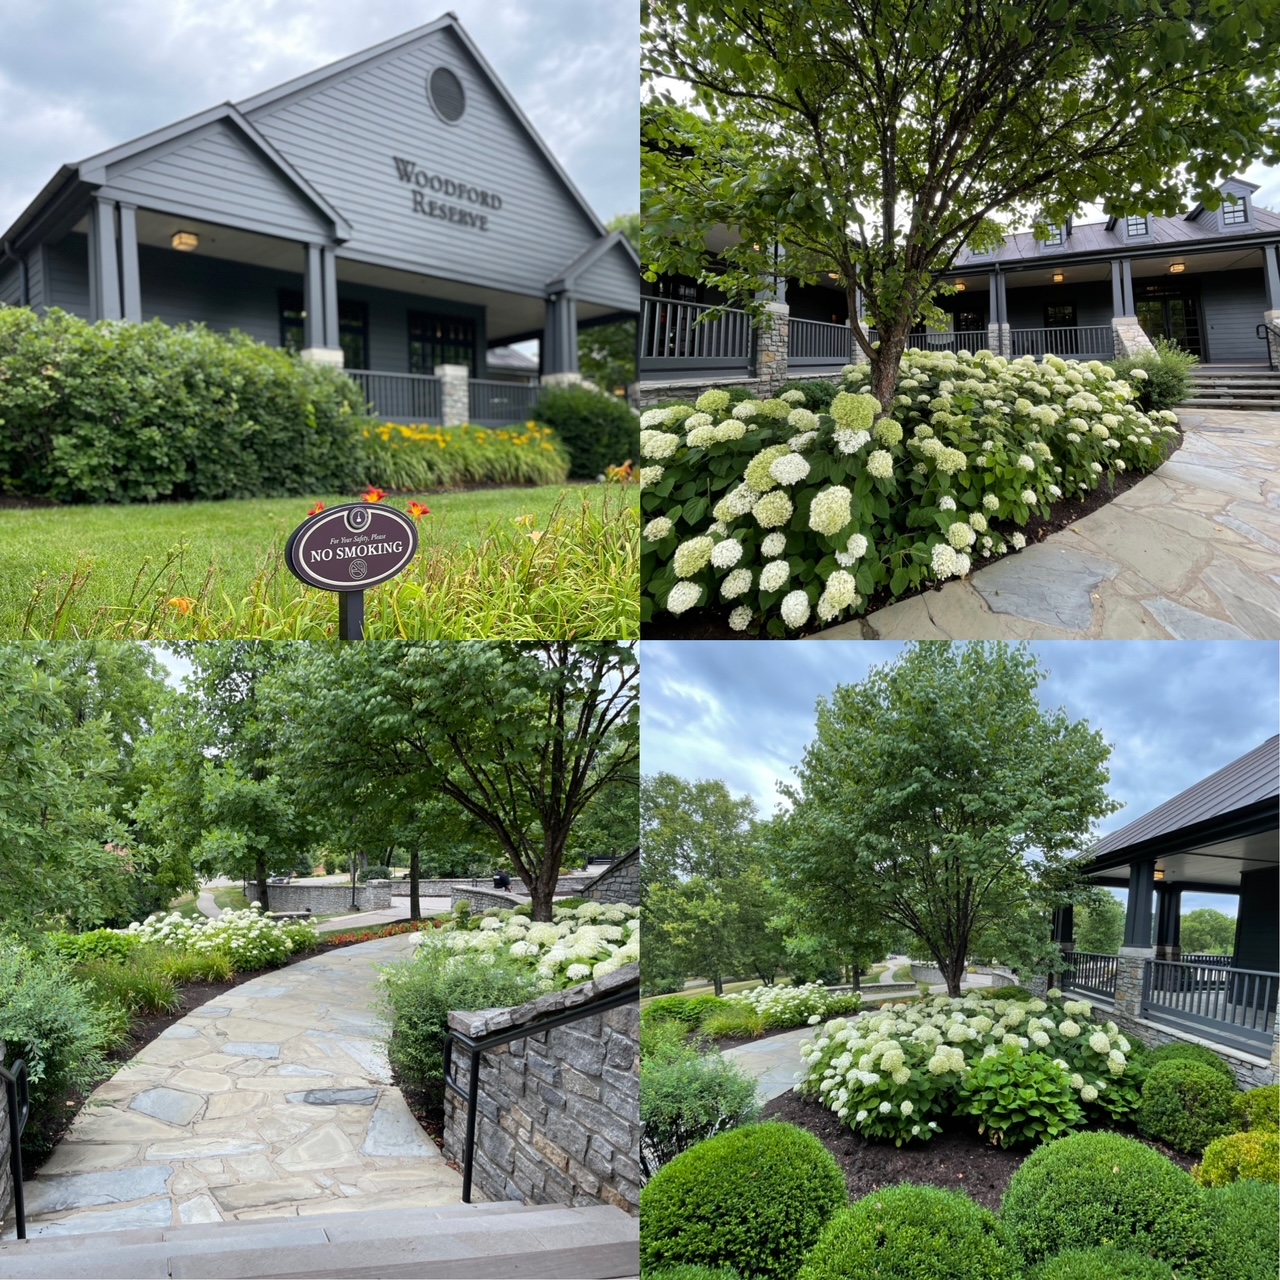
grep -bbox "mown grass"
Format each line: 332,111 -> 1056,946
212,887 -> 250,912
1,484 -> 638,639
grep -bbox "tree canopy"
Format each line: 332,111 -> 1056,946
1180,906 -> 1236,956
784,642 -> 1118,994
642,0 -> 1280,407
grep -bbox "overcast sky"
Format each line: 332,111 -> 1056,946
641,641 -> 1280,918
0,0 -> 638,237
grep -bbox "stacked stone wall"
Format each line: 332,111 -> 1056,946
443,965 -> 640,1214
583,850 -> 639,905
247,882 -> 392,914
1106,1011 -> 1276,1090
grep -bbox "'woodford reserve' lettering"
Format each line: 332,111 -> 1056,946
392,156 -> 500,231
309,541 -> 405,562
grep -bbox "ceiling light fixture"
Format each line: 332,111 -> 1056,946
955,281 -> 967,291
828,272 -> 839,280
171,231 -> 199,252
1052,272 -> 1065,284
1170,261 -> 1186,274
1154,867 -> 1165,881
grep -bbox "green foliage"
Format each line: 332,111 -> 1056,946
646,1269 -> 741,1280
76,951 -> 180,1016
1110,339 -> 1200,413
642,995 -> 730,1027
1000,1131 -> 1213,1274
1027,1248 -> 1175,1280
1201,1178 -> 1280,1280
639,1015 -> 691,1058
0,941 -> 121,1156
989,984 -> 1036,1001
796,1185 -> 1019,1280
156,947 -> 234,984
1072,893 -> 1125,955
1235,1084 -> 1280,1132
780,380 -> 841,412
698,1003 -> 764,1040
0,307 -> 367,501
954,1046 -> 1085,1147
1138,1060 -> 1238,1155
1177,907 -> 1236,956
579,322 -> 638,392
381,946 -> 538,1092
534,384 -> 640,477
357,421 -> 570,491
1193,1129 -> 1280,1187
1142,1041 -> 1234,1082
639,1123 -> 847,1280
46,930 -> 145,965
640,1041 -> 761,1174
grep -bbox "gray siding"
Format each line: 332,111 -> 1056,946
1005,280 -> 1113,329
0,265 -> 18,306
247,26 -> 609,302
26,249 -> 44,310
1200,268 -> 1268,363
336,281 -> 486,375
574,242 -> 639,313
103,120 -> 331,242
46,236 -> 90,317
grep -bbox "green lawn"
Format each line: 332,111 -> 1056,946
165,893 -> 206,920
0,484 -> 637,639
212,887 -> 250,912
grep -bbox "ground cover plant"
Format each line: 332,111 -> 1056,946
117,905 -> 320,971
640,351 -> 1178,634
4,486 -> 638,639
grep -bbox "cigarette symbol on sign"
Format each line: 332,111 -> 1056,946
349,559 -> 368,580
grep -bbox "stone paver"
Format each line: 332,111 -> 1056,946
814,409 -> 1280,639
6,935 -> 463,1240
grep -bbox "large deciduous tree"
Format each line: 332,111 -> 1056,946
785,642 -> 1117,995
642,0 -> 1280,409
1073,889 -> 1126,956
1180,906 -> 1236,956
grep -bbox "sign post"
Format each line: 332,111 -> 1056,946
284,503 -> 419,641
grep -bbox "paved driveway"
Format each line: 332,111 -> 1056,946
816,409 -> 1280,639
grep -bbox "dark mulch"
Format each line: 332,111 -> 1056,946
761,1089 -> 1195,1213
643,432 -> 1180,640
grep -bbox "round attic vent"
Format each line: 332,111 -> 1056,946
428,67 -> 466,123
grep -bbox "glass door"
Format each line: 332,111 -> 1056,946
1135,289 -> 1202,358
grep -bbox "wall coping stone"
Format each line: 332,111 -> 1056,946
448,964 -> 640,1040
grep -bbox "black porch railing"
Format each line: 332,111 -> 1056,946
442,977 -> 639,1203
1,1058 -> 29,1240
1142,959 -> 1278,1056
1010,325 -> 1115,359
1180,953 -> 1233,967
789,318 -> 852,366
347,369 -> 442,423
468,379 -> 540,426
1065,951 -> 1118,999
640,298 -> 753,377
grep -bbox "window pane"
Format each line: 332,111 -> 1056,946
279,289 -> 304,354
1126,216 -> 1148,236
408,311 -> 476,376
1222,200 -> 1247,225
1045,304 -> 1076,328
339,300 -> 368,369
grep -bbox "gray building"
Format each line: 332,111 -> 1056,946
0,14 -> 639,424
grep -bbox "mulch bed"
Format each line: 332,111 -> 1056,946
761,1089 -> 1195,1212
643,431 -> 1181,640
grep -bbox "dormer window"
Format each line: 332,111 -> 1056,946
1223,198 -> 1247,226
1044,223 -> 1064,246
1126,215 -> 1149,237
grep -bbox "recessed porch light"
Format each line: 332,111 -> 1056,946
171,231 -> 199,252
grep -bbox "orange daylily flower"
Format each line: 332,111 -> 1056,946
307,501 -> 325,516
362,487 -> 386,503
167,597 -> 196,616
407,500 -> 432,521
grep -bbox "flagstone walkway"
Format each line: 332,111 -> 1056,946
816,408 -> 1280,640
7,934 -> 464,1239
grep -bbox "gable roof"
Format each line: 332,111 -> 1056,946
546,230 -> 641,294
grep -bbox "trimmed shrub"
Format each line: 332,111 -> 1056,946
1140,1040 -> 1234,1083
1201,1178 -> 1280,1280
640,1043 -> 761,1174
647,1269 -> 742,1280
780,379 -> 841,412
796,1185 -> 1019,1280
639,1123 -> 847,1280
1235,1083 -> 1279,1132
45,929 -> 145,965
1027,1248 -> 1175,1280
1137,1060 -> 1238,1154
1111,337 -> 1199,412
1192,1129 -> 1280,1187
988,983 -> 1036,1000
1000,1131 -> 1213,1274
533,384 -> 639,478
0,307 -> 368,502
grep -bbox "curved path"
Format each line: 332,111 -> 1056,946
11,935 -> 463,1239
815,408 -> 1280,640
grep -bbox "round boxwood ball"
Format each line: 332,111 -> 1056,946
1137,1059 -> 1238,1154
1202,1178 -> 1280,1280
1027,1247 -> 1175,1280
647,1270 -> 742,1280
639,1123 -> 847,1280
1000,1131 -> 1212,1273
796,1184 -> 1019,1280
1140,1042 -> 1235,1084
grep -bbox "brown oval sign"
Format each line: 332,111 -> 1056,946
285,503 -> 419,592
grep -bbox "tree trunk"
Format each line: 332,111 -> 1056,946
940,953 -> 965,998
530,860 -> 558,922
254,853 -> 267,914
713,972 -> 723,997
408,849 -> 420,922
869,332 -> 908,413
849,966 -> 861,992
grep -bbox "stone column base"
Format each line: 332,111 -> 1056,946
986,323 -> 1011,357
435,362 -> 470,426
849,323 -> 871,364
301,347 -> 345,367
1264,310 -> 1280,369
541,371 -> 585,389
753,301 -> 790,390
1114,947 -> 1154,1019
1110,317 -> 1156,358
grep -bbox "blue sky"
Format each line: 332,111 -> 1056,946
641,641 -> 1280,919
0,0 -> 638,236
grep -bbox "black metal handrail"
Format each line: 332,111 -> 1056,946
1,1058 -> 29,1240
1065,951 -> 1119,999
442,978 -> 639,1203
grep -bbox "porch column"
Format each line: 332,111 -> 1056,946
321,247 -> 339,353
435,363 -> 470,426
1051,904 -> 1075,989
752,301 -> 789,390
1153,884 -> 1182,961
17,255 -> 28,307
1263,244 -> 1280,369
118,202 -> 142,323
1110,257 -> 1156,357
1110,258 -> 1124,317
301,243 -> 343,366
987,271 -> 1010,356
90,197 -> 122,322
542,290 -> 579,377
1114,860 -> 1156,1020
1120,258 -> 1135,315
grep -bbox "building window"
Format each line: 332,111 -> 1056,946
339,300 -> 369,370
279,289 -> 305,353
1045,303 -> 1077,328
409,311 -> 476,376
1044,223 -> 1064,246
1126,215 -> 1149,237
1222,198 -> 1247,226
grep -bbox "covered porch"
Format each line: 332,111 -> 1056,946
1056,736 -> 1278,1076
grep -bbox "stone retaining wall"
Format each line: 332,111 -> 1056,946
0,1039 -> 10,1229
452,887 -> 524,912
443,964 -> 640,1215
247,882 -> 392,914
582,850 -> 639,906
1107,1011 -> 1275,1090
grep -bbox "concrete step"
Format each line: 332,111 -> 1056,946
0,1202 -> 639,1279
1180,400 -> 1280,412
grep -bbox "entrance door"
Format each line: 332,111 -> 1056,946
1135,288 -> 1203,358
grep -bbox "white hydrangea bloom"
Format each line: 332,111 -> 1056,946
845,533 -> 868,560
753,490 -> 794,528
939,495 -> 957,511
728,606 -> 751,631
761,532 -> 787,557
759,560 -> 791,592
639,408 -> 670,428
835,429 -> 871,454
673,536 -> 714,578
947,521 -> 977,550
1010,532 -> 1027,550
809,486 -> 853,536
640,466 -> 664,487
641,517 -> 672,542
666,581 -> 702,614
732,400 -> 760,420
968,512 -> 987,532
780,388 -> 806,404
770,453 -> 811,486
1081,1084 -> 1098,1102
787,407 -> 819,432
780,590 -> 811,629
866,450 -> 894,480
640,430 -> 680,459
710,538 -> 743,569
817,571 -> 859,622
1088,1031 -> 1111,1054
720,568 -> 753,599
1017,454 -> 1036,471
713,482 -> 759,522
1021,489 -> 1037,504
931,542 -> 959,579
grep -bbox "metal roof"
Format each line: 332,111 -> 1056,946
1091,736 -> 1279,862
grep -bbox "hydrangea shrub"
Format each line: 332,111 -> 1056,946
640,352 -> 1177,634
723,981 -> 862,1029
120,905 -> 319,971
798,992 -> 1139,1146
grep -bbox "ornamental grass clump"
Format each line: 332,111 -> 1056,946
640,351 -> 1177,634
639,1123 -> 847,1280
798,991 -> 1140,1146
796,1185 -> 1020,1280
999,1131 -> 1212,1275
